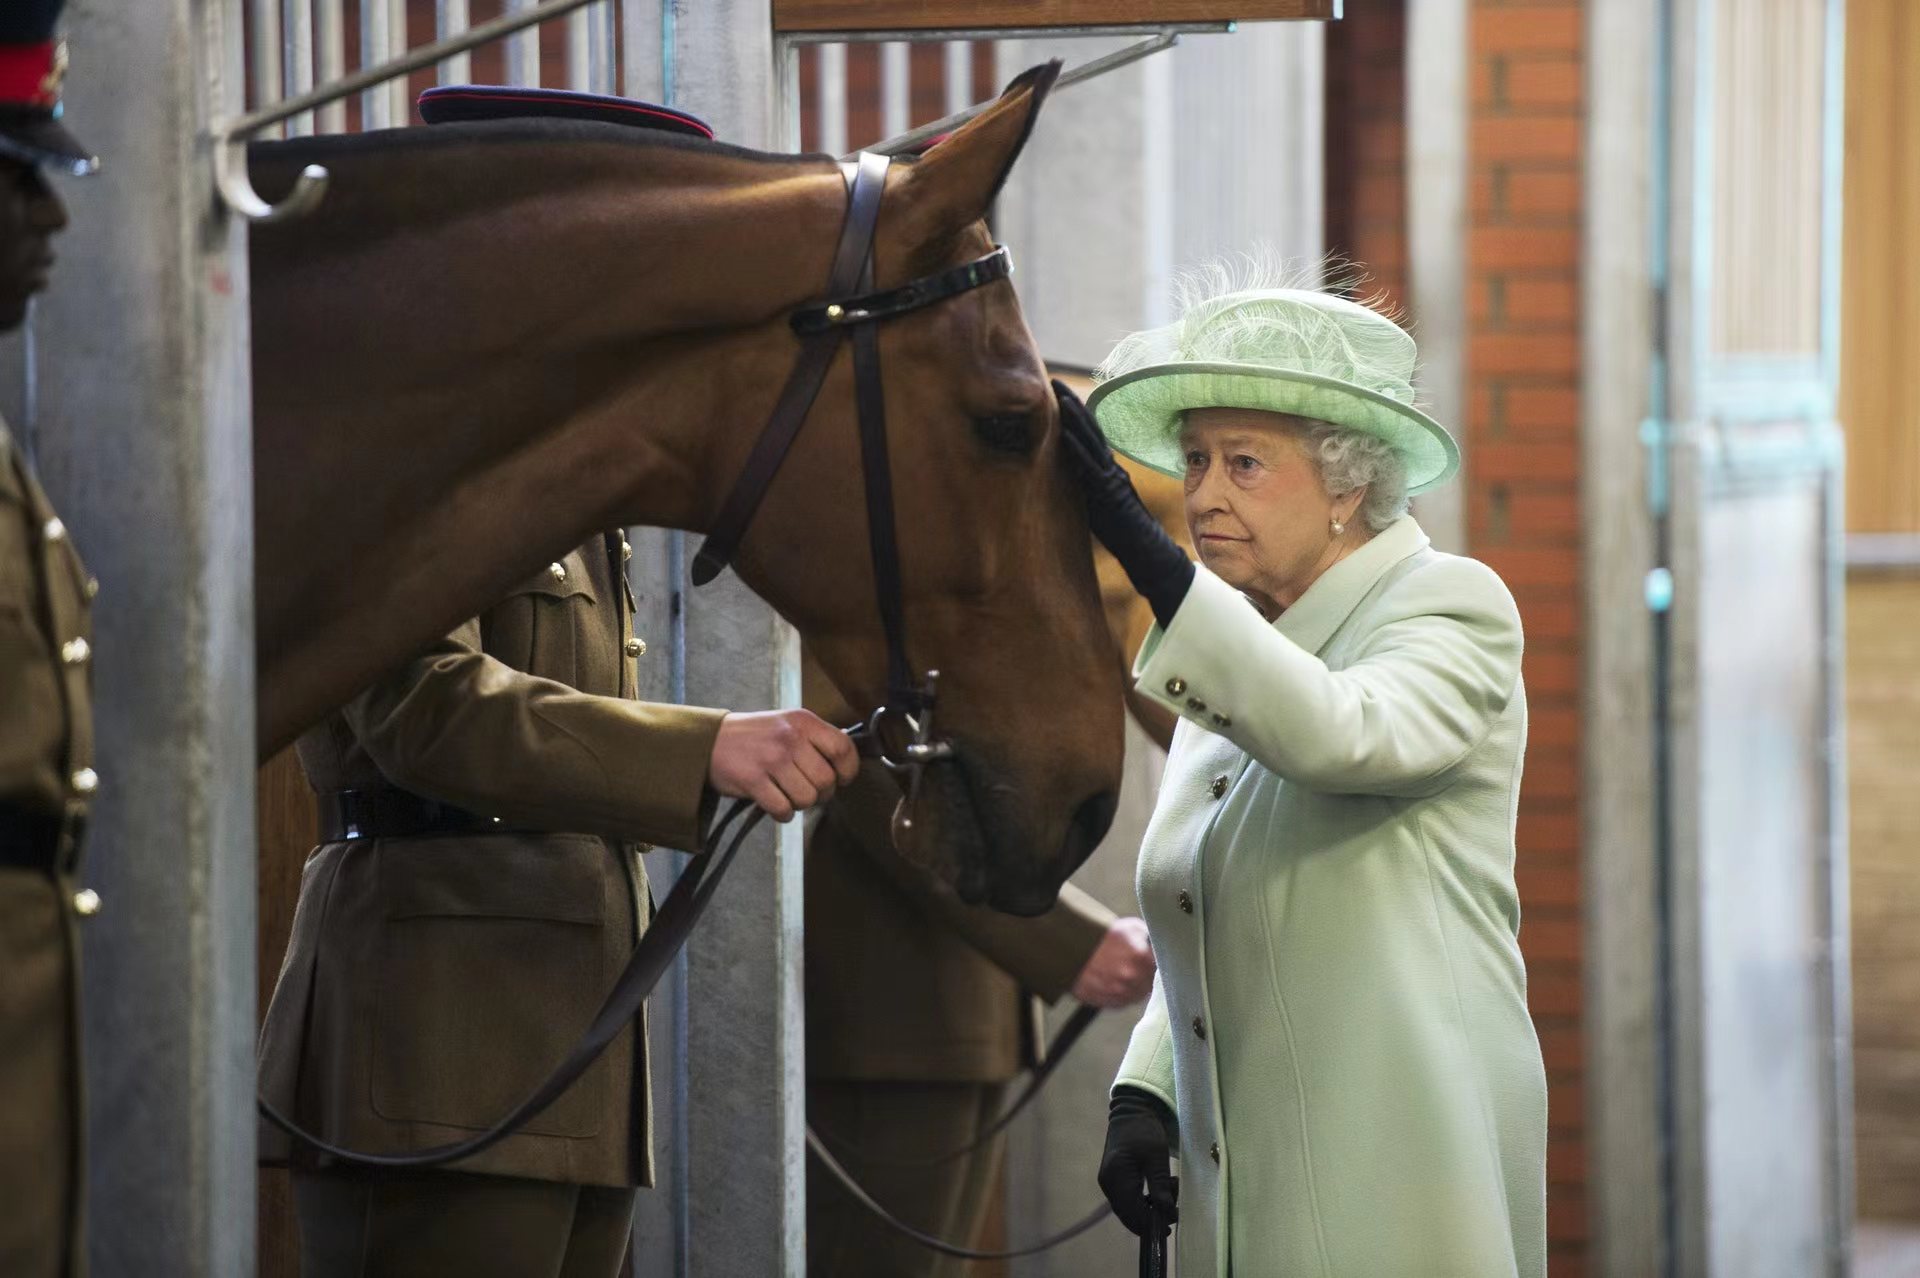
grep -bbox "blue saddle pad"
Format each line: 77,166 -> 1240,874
418,84 -> 713,139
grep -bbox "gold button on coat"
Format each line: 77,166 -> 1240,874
1178,890 -> 1194,914
1209,1142 -> 1221,1164
1192,1016 -> 1207,1041
61,637 -> 90,665
1166,677 -> 1187,697
1211,712 -> 1233,729
72,889 -> 101,918
71,768 -> 98,795
625,637 -> 646,658
549,562 -> 567,583
1209,775 -> 1228,800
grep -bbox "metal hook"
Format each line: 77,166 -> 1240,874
213,132 -> 329,224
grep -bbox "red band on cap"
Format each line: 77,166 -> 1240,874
0,41 -> 59,110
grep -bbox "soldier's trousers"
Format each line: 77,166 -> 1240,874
806,1080 -> 1008,1278
293,1166 -> 636,1278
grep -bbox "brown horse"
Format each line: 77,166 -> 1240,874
247,65 -> 1125,914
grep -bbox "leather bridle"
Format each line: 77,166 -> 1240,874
258,151 -> 1038,1171
693,149 -> 1017,823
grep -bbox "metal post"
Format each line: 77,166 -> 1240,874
505,0 -> 540,87
3,0 -> 258,1272
283,0 -> 316,136
359,0 -> 394,127
436,0 -> 472,84
816,43 -> 847,156
317,0 -> 346,132
944,38 -> 973,117
879,40 -> 909,139
249,0 -> 282,135
635,10 -> 802,1274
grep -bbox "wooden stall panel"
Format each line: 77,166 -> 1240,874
1709,0 -> 1828,358
775,0 -> 1334,33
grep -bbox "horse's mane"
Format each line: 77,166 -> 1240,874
251,116 -> 827,172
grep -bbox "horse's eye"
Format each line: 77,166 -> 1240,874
972,412 -> 1036,455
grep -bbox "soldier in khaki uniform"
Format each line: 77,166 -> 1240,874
259,527 -> 859,1277
0,7 -> 102,1274
806,761 -> 1155,1277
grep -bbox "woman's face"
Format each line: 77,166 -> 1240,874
1180,407 -> 1364,611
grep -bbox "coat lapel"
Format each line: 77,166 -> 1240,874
1272,515 -> 1430,656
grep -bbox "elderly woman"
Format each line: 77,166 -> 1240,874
1060,282 -> 1546,1277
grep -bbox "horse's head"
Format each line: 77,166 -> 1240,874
732,65 -> 1125,915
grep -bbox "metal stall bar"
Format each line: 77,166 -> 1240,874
505,0 -> 541,86
943,39 -> 972,118
437,0 -> 473,85
317,0 -> 346,132
879,40 -> 909,139
816,43 -> 847,156
214,0 -> 617,220
250,0 -> 283,133
360,0 -> 396,127
283,0 -> 317,136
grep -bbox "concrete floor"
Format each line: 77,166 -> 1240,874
1858,1221 -> 1920,1278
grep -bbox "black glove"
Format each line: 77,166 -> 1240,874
1054,380 -> 1194,630
1098,1087 -> 1180,1238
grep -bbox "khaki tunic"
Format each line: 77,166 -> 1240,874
0,419 -> 98,1278
258,535 -> 725,1189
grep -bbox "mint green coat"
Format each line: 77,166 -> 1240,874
1114,516 -> 1546,1277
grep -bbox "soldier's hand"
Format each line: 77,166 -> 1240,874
708,709 -> 861,823
1072,916 -> 1156,1008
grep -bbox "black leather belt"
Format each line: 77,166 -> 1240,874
0,803 -> 64,871
316,788 -> 504,842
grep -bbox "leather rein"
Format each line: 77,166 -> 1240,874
259,152 -> 1068,1177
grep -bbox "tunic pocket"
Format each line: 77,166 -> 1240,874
369,833 -> 611,1139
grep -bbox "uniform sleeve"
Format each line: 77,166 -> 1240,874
823,764 -> 1114,1001
342,619 -> 727,851
1132,560 -> 1523,798
1114,974 -> 1178,1133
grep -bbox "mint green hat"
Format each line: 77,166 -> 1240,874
1085,288 -> 1460,494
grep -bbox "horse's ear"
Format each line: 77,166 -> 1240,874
894,60 -> 1062,246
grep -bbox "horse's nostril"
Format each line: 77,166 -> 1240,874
1065,790 -> 1119,870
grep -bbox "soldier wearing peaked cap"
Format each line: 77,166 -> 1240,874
0,2 -> 100,1276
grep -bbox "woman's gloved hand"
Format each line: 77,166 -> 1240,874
1054,380 -> 1194,630
1097,1086 -> 1180,1238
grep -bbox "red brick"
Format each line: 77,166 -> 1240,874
1549,1078 -> 1586,1134
1528,963 -> 1584,1015
1519,806 -> 1582,854
1549,1194 -> 1590,1243
1519,862 -> 1583,909
1506,56 -> 1583,110
1473,6 -> 1582,55
1550,1246 -> 1589,1278
1539,1022 -> 1584,1071
1483,543 -> 1580,584
1356,116 -> 1406,163
1505,383 -> 1580,431
1549,1132 -> 1589,1185
1522,694 -> 1582,741
1525,743 -> 1580,797
1474,56 -> 1502,109
1467,439 -> 1579,482
1469,276 -> 1498,325
1469,381 -> 1499,432
1353,170 -> 1405,226
1508,488 -> 1582,539
1473,169 -> 1502,217
1505,276 -> 1579,324
1523,913 -> 1584,964
1524,644 -> 1582,695
1474,115 -> 1583,163
1471,332 -> 1580,377
1504,167 -> 1582,217
1473,226 -> 1580,270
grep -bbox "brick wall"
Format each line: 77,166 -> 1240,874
1328,2 -> 1589,1273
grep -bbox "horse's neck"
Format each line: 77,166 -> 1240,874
254,133 -> 846,531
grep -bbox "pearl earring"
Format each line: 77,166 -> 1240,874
1330,517 -> 1345,536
